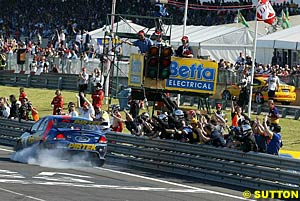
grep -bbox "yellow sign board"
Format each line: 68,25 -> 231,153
128,54 -> 144,87
165,57 -> 218,95
128,55 -> 218,95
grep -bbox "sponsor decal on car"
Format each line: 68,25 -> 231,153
68,143 -> 96,151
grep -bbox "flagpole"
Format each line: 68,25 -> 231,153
248,7 -> 258,118
177,0 -> 188,106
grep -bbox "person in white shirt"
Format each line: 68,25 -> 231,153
67,102 -> 79,117
0,97 -> 10,118
77,93 -> 95,121
92,67 -> 104,92
267,71 -> 280,100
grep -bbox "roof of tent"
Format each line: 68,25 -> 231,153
169,25 -> 259,47
257,25 -> 300,50
89,21 -> 260,48
89,20 -> 147,39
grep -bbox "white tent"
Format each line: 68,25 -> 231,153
169,25 -> 261,62
256,25 -> 300,64
89,20 -> 150,57
89,20 -> 147,39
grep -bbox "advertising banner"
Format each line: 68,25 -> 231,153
128,54 -> 144,87
165,57 -> 218,95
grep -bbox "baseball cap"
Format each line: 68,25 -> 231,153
216,103 -> 222,109
138,30 -> 145,35
181,36 -> 188,41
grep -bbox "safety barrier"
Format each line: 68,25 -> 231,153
0,72 -> 128,93
0,118 -> 299,191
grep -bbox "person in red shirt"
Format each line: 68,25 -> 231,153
19,87 -> 27,102
91,83 -> 104,110
51,89 -> 64,115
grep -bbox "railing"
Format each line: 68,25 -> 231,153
0,118 -> 300,191
3,53 -> 300,87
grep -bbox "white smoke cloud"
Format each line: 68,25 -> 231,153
10,145 -> 95,169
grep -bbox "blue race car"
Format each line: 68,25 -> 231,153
14,115 -> 108,166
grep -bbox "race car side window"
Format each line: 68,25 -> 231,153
30,118 -> 44,133
37,119 -> 48,133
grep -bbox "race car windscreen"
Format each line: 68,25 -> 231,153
53,119 -> 108,131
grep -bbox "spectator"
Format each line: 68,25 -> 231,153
0,97 -> 10,118
91,83 -> 104,110
67,102 -> 79,117
263,115 -> 283,155
253,116 -> 268,153
235,52 -> 245,65
91,67 -> 104,93
8,95 -> 20,120
267,71 -> 280,100
19,87 -> 28,102
231,98 -> 243,127
77,93 -> 95,121
78,67 -> 89,107
110,104 -> 123,132
51,90 -> 64,115
93,106 -> 109,123
237,74 -> 249,112
123,30 -> 153,54
25,101 -> 39,121
268,100 -> 280,127
175,36 -> 193,58
199,123 -> 226,147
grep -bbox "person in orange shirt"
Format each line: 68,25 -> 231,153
51,90 -> 64,115
26,101 -> 39,121
19,87 -> 28,102
231,97 -> 243,127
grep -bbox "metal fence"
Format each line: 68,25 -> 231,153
3,53 -> 300,87
4,53 -> 130,77
0,118 -> 299,191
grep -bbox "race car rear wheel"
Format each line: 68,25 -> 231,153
14,140 -> 23,152
92,159 -> 105,167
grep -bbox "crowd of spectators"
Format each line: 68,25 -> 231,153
0,84 -> 283,155
0,0 -> 299,42
218,51 -> 300,84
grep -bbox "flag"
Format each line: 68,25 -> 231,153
237,11 -> 249,28
256,0 -> 276,25
281,9 -> 291,29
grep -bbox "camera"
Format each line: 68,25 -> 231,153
232,96 -> 237,101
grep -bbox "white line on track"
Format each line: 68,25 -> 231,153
0,147 -> 253,200
0,148 -> 13,152
0,186 -> 46,201
96,167 -> 254,201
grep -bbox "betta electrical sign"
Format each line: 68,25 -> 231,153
165,57 -> 218,94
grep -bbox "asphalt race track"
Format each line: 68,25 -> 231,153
0,145 -> 250,201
